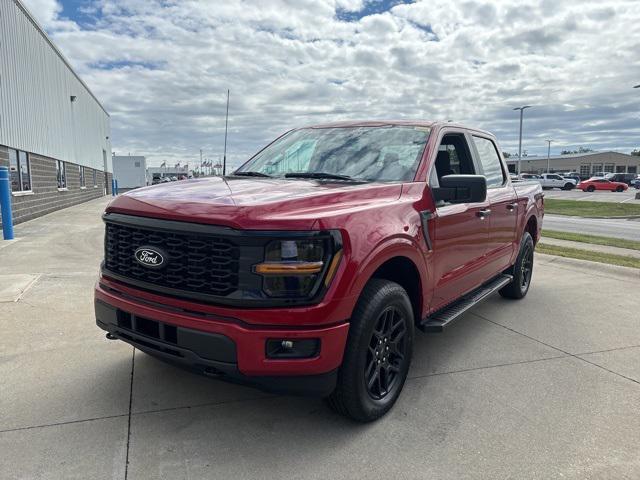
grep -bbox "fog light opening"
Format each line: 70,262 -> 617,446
266,338 -> 320,359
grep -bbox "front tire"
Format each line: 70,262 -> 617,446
562,183 -> 574,190
616,186 -> 624,192
499,232 -> 534,299
587,185 -> 596,192
326,279 -> 414,422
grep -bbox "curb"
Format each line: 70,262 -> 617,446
536,252 -> 640,281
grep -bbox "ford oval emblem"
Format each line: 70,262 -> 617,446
134,247 -> 166,268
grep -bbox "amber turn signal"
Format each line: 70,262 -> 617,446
255,261 -> 324,276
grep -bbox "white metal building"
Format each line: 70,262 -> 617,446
0,0 -> 112,224
112,155 -> 147,190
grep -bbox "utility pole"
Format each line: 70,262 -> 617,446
546,139 -> 552,173
513,106 -> 531,176
223,89 -> 230,176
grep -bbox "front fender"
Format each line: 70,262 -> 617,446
344,235 -> 429,317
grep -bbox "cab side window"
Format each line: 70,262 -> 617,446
472,136 -> 506,188
433,134 -> 476,185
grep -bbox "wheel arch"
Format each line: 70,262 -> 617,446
347,243 -> 427,326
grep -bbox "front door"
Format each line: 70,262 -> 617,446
429,131 -> 491,310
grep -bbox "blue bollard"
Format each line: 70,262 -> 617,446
0,166 -> 15,240
111,178 -> 116,196
115,179 -> 119,195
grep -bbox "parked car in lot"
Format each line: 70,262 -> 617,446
95,120 -> 544,421
578,178 -> 628,192
605,173 -> 637,186
539,173 -> 577,190
520,173 -> 541,181
559,172 -> 582,183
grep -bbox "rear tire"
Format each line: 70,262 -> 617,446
325,279 -> 414,422
587,186 -> 595,192
499,232 -> 534,300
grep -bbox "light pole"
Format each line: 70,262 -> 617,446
513,106 -> 531,176
546,139 -> 552,173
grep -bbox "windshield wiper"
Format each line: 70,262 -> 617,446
284,172 -> 356,181
231,171 -> 272,177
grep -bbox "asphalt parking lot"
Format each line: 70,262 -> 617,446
543,187 -> 640,203
1,198 -> 639,479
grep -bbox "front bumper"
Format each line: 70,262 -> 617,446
95,282 -> 350,396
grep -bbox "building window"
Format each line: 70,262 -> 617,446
629,166 -> 637,174
56,160 -> 67,189
8,149 -> 32,192
604,163 -> 615,173
79,165 -> 86,188
93,169 -> 97,187
591,164 -> 603,174
579,165 -> 590,177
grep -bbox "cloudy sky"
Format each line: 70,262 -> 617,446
23,0 -> 640,168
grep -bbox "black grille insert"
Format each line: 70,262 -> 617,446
104,221 -> 240,297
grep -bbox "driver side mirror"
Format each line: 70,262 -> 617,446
433,174 -> 487,204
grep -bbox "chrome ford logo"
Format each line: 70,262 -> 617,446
134,247 -> 166,268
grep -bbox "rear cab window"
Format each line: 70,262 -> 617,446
471,136 -> 506,188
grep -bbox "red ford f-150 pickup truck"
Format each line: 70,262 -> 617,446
95,121 -> 543,421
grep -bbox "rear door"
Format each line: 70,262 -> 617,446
471,135 -> 518,273
429,130 -> 491,309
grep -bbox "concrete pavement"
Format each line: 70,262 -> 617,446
543,188 -> 640,203
543,213 -> 640,241
1,198 -> 639,479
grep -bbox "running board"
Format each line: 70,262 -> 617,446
419,274 -> 513,333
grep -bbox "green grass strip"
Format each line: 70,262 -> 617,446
536,243 -> 640,269
544,199 -> 640,217
542,230 -> 640,251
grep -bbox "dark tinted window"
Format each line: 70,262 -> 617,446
473,136 -> 505,188
8,149 -> 31,192
433,134 -> 476,184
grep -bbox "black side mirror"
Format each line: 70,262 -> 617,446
433,175 -> 487,204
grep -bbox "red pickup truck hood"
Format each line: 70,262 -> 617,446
106,176 -> 403,230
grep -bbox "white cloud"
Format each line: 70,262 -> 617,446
22,0 -> 640,167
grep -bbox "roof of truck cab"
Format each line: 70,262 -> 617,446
302,120 -> 494,137
305,120 -> 436,128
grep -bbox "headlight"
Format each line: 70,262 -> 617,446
254,236 -> 342,298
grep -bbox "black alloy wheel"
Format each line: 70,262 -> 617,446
326,279 -> 414,422
365,307 -> 407,400
499,231 -> 534,299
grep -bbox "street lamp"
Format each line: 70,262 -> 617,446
513,106 -> 531,176
546,139 -> 553,173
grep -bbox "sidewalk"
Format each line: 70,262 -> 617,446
1,198 -> 640,480
539,236 -> 640,259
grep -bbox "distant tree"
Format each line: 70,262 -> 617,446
631,149 -> 640,156
561,147 -> 595,155
502,151 -> 511,158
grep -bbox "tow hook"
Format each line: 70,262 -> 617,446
105,332 -> 117,340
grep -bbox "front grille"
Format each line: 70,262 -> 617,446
104,221 -> 240,296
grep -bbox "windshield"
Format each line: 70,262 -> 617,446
235,126 -> 430,182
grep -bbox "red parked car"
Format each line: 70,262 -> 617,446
95,121 -> 544,421
577,178 -> 628,192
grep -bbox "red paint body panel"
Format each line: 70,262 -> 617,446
96,120 -> 544,380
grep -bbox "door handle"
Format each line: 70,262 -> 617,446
506,202 -> 518,211
477,209 -> 492,219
